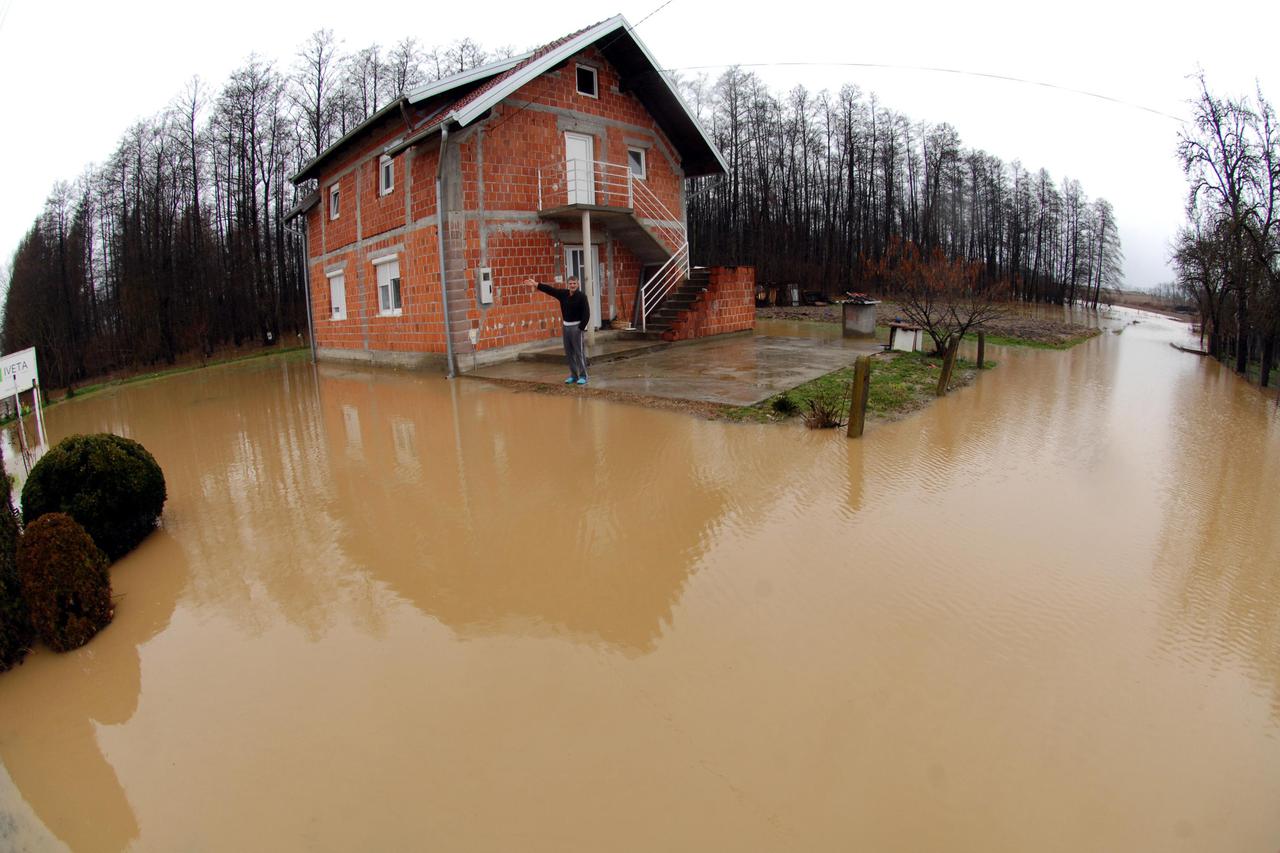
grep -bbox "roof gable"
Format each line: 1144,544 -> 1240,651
439,15 -> 726,176
293,14 -> 727,185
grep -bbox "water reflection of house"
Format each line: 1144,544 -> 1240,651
315,365 -> 729,653
287,15 -> 752,374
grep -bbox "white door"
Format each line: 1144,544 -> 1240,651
565,246 -> 602,330
565,132 -> 594,205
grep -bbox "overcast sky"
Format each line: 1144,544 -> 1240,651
1,0 -> 1276,291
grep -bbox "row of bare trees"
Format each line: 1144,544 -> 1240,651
1174,76 -> 1279,385
682,68 -> 1122,305
2,33 -> 508,390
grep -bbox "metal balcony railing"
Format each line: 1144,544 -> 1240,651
532,157 -> 692,330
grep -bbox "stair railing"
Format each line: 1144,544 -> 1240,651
629,175 -> 685,254
533,156 -> 692,331
639,242 -> 691,332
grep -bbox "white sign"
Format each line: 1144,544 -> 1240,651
0,347 -> 37,394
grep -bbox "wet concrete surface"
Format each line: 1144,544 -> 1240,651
1,309 -> 1279,851
515,330 -> 672,364
474,326 -> 884,406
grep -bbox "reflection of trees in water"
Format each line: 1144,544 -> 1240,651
102,360 -> 396,642
0,531 -> 188,852
1155,369 -> 1280,721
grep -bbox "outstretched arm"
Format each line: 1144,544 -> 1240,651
526,278 -> 563,301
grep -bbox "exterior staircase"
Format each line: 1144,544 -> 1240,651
623,268 -> 710,338
537,157 -> 702,335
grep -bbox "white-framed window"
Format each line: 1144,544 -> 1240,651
329,183 -> 340,219
326,270 -> 347,320
575,64 -> 598,98
627,146 -> 647,180
373,255 -> 402,316
379,155 -> 394,196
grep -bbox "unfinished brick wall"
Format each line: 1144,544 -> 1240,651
664,266 -> 756,342
303,40 -> 699,366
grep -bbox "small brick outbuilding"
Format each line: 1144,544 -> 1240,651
288,14 -> 752,373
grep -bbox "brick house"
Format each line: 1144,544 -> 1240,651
288,14 -> 753,374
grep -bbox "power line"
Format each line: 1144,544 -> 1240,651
665,60 -> 1187,123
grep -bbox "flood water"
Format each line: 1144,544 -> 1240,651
1,310 -> 1278,851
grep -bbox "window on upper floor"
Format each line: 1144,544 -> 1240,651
329,183 -> 340,219
374,255 -> 402,316
327,270 -> 347,321
576,64 -> 598,98
380,155 -> 394,196
627,147 -> 647,180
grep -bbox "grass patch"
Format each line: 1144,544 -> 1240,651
725,350 -> 991,425
27,347 -> 310,415
964,330 -> 1099,350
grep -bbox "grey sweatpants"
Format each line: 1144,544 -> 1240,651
562,323 -> 588,379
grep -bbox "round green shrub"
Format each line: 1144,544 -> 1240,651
18,513 -> 113,652
1,444 -> 33,671
22,433 -> 166,561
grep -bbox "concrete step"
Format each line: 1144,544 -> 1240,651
518,336 -> 670,364
614,330 -> 667,341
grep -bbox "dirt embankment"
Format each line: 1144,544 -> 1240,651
1107,291 -> 1196,322
756,302 -> 1098,347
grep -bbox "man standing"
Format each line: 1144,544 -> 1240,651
527,276 -> 591,385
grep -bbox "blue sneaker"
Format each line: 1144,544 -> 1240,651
564,376 -> 576,384
576,377 -> 588,386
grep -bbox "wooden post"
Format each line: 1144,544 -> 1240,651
976,331 -> 986,370
846,355 -> 872,439
936,337 -> 960,396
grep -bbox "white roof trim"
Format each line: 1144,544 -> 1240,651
450,17 -> 624,127
619,23 -> 729,174
406,51 -> 534,105
447,15 -> 727,175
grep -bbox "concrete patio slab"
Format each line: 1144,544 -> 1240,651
517,333 -> 669,365
470,324 -> 884,407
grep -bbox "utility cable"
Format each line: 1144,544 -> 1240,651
663,60 -> 1186,123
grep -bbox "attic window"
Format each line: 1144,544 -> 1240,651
329,184 -> 340,219
576,64 -> 598,98
379,155 -> 394,196
628,147 -> 647,180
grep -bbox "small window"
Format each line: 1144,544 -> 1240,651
327,271 -> 347,321
374,256 -> 402,316
575,64 -> 598,98
627,147 -> 647,180
329,184 -> 340,219
379,156 -> 394,196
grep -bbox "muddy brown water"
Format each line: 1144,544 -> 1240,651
1,310 -> 1278,851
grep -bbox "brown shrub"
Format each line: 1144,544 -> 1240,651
17,513 -> 113,652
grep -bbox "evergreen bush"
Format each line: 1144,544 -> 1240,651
0,442 -> 33,671
18,513 -> 113,652
22,433 -> 166,561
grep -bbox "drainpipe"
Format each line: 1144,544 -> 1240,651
300,217 -> 317,364
581,208 -> 593,331
435,124 -> 458,378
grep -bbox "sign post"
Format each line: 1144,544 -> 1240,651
0,347 -> 45,449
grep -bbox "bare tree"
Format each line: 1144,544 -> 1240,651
872,238 -> 1007,355
292,29 -> 342,161
384,37 -> 426,99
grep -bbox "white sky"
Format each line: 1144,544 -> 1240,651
0,0 -> 1276,291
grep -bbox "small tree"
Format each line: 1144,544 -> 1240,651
874,238 -> 1008,355
17,513 -> 113,652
